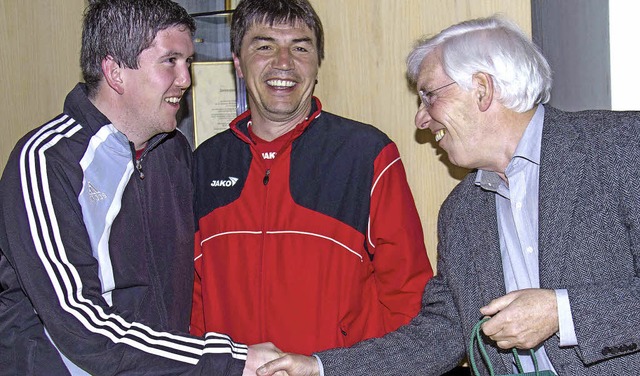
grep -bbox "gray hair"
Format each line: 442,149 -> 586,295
406,15 -> 552,112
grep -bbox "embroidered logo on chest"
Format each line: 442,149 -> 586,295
262,152 -> 277,160
87,182 -> 107,202
210,177 -> 239,187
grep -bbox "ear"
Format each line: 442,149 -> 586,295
102,56 -> 125,95
472,72 -> 493,112
232,53 -> 244,79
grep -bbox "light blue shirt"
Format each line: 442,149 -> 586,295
475,105 -> 576,373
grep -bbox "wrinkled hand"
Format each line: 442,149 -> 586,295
479,288 -> 558,349
256,353 -> 319,376
242,342 -> 286,376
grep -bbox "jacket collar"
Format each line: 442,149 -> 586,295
537,106 -> 584,288
63,83 -> 168,153
229,97 -> 323,145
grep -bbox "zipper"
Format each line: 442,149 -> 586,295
135,159 -> 145,180
263,169 -> 270,185
259,166 -> 270,341
130,135 -> 166,180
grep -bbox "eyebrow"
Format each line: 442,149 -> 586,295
419,86 -> 439,95
292,36 -> 313,44
158,50 -> 194,60
250,35 -> 313,44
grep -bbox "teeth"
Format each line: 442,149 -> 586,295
267,79 -> 295,88
165,97 -> 181,104
435,129 -> 446,142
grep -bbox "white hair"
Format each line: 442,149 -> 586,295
406,15 -> 552,112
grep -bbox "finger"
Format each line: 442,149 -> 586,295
257,357 -> 289,376
495,340 -> 513,350
480,315 -> 505,337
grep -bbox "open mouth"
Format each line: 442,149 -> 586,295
266,79 -> 296,88
165,96 -> 182,104
435,129 -> 446,142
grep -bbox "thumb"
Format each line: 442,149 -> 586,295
480,293 -> 516,316
257,357 -> 284,376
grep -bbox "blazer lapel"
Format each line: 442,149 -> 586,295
467,185 -> 518,372
537,107 -> 585,287
471,188 -> 506,302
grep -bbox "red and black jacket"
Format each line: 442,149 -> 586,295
191,98 -> 432,355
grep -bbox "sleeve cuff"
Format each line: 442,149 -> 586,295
313,354 -> 325,376
555,288 -> 578,347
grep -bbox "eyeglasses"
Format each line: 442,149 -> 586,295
418,81 -> 457,108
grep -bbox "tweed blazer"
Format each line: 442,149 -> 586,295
317,106 -> 640,375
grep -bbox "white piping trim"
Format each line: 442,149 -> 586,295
197,231 -> 262,261
367,157 -> 401,249
198,229 -> 363,261
266,230 -> 363,261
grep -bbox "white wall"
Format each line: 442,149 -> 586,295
609,1 -> 640,110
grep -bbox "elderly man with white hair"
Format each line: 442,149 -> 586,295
255,15 -> 640,376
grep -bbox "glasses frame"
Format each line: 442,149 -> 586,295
418,81 -> 456,108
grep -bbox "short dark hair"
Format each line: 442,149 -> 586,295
231,0 -> 324,64
80,0 -> 196,97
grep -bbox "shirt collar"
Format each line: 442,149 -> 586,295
475,105 -> 545,191
513,104 -> 545,165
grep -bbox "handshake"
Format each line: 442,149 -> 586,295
242,343 -> 320,376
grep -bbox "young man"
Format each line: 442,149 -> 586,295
191,0 -> 432,356
258,15 -> 640,376
0,0 -> 277,374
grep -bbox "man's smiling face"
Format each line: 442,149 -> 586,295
233,21 -> 319,125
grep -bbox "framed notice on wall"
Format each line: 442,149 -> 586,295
226,0 -> 241,8
191,61 -> 238,147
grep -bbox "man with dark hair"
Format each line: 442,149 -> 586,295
191,0 -> 432,356
0,0 -> 277,374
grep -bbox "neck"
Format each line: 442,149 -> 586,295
89,89 -> 150,150
249,119 -> 301,142
247,97 -> 314,141
486,105 -> 539,181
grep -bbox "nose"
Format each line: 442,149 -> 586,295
176,64 -> 191,90
274,47 -> 293,70
414,103 -> 432,130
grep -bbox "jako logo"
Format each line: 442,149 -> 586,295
210,177 -> 239,187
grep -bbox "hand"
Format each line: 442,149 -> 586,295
242,342 -> 286,376
479,288 -> 558,349
256,353 -> 319,376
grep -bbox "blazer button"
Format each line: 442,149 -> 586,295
620,343 -> 637,352
601,347 -> 611,355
